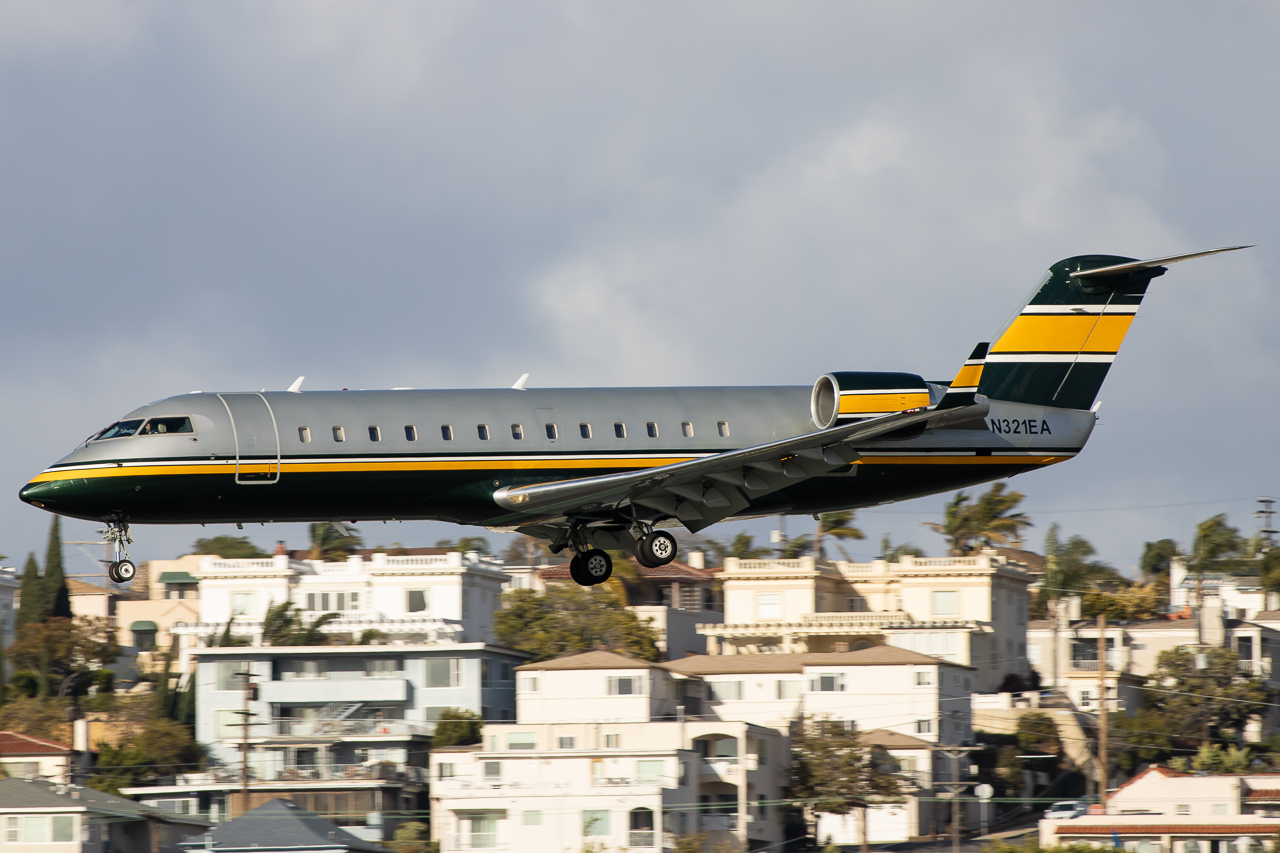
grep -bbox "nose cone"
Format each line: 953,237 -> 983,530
20,478 -> 59,510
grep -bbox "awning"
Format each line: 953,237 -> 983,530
157,572 -> 197,584
130,621 -> 158,631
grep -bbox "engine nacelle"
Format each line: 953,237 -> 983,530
811,371 -> 932,429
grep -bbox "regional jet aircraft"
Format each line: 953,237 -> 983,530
19,249 -> 1246,586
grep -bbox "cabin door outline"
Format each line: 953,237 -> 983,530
218,393 -> 282,484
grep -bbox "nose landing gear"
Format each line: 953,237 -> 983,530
104,522 -> 136,584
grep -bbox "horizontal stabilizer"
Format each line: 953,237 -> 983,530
1069,246 -> 1251,280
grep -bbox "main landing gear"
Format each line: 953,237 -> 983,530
104,522 -> 136,585
635,530 -> 678,568
560,522 -> 679,588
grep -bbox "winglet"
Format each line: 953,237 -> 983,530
512,373 -> 530,391
287,376 -> 305,393
1069,246 -> 1251,280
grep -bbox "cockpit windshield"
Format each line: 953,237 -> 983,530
93,420 -> 145,441
138,416 -> 194,436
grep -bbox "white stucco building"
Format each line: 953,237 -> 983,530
0,565 -> 17,647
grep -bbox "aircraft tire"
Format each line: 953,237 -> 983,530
106,561 -> 120,583
581,549 -> 613,585
637,531 -> 678,567
569,555 -> 591,586
114,560 -> 137,584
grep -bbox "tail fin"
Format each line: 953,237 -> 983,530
935,342 -> 988,410
977,247 -> 1248,410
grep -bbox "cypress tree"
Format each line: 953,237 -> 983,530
15,553 -> 46,628
44,516 -> 72,619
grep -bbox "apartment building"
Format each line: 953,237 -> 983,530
431,650 -> 790,852
698,551 -> 1033,691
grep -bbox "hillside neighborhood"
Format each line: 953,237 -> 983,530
3,496 -> 1280,853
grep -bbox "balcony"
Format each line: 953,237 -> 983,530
698,814 -> 738,831
1068,659 -> 1123,673
266,718 -> 430,738
444,834 -> 502,850
1239,659 -> 1273,678
629,831 -> 655,847
259,678 -> 407,705
260,763 -> 427,784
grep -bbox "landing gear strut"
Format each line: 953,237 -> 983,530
104,522 -> 136,585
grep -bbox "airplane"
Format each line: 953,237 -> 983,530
19,247 -> 1247,587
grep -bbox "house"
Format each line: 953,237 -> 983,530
1106,764 -> 1280,819
115,555 -> 203,674
0,566 -> 18,647
0,729 -> 93,785
1042,815 -> 1280,852
698,551 -> 1033,692
0,777 -> 210,853
123,641 -> 527,838
178,797 -> 389,853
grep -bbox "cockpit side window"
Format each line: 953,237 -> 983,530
138,416 -> 195,436
94,420 -> 145,440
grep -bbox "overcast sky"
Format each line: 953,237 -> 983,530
1,2 -> 1276,578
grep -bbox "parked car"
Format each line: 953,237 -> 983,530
1044,800 -> 1086,819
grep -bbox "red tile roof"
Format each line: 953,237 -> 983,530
1108,764 -> 1189,794
0,731 -> 74,755
1058,826 -> 1280,836
1245,790 -> 1280,800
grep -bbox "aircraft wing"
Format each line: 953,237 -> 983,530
493,402 -> 988,536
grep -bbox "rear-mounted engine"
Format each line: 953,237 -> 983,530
811,371 -> 932,429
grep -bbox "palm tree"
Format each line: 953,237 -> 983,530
878,534 -> 926,561
813,511 -> 865,560
923,483 -> 1031,555
309,522 -> 363,561
703,532 -> 774,565
1189,514 -> 1246,607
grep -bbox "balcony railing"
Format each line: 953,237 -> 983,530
698,814 -> 738,831
257,763 -> 429,783
629,831 -> 655,847
267,718 -> 431,738
1068,659 -> 1122,672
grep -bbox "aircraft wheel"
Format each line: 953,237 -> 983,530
114,560 -> 137,584
637,531 -> 678,567
569,554 -> 591,586
581,549 -> 613,585
106,562 -> 120,583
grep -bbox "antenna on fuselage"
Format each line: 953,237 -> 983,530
511,373 -> 530,391
287,376 -> 305,393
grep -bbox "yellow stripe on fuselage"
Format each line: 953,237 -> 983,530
838,392 -> 930,415
991,314 -> 1134,354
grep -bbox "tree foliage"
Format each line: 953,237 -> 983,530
43,516 -> 72,619
1169,742 -> 1254,774
436,536 -> 491,554
1146,646 -> 1273,740
1111,708 -> 1174,772
701,531 -> 774,565
1191,515 -> 1248,576
88,718 -> 203,794
879,535 -> 926,561
389,821 -> 438,853
15,553 -> 46,629
309,522 -> 363,561
261,601 -> 339,646
923,484 -> 1031,555
494,586 -> 662,662
7,617 -> 120,697
1141,539 -> 1180,586
432,708 -> 483,747
1081,584 -> 1163,621
792,715 -> 902,851
1015,711 -> 1062,757
814,511 -> 865,560
191,536 -> 269,558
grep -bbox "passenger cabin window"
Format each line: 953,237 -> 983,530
298,427 -> 312,443
441,425 -> 454,441
614,422 -> 626,438
511,424 -> 524,440
717,421 -> 730,437
405,425 -> 417,441
95,420 -> 145,440
646,422 -> 659,438
332,426 -> 346,442
139,416 -> 194,435
580,423 -> 592,439
545,423 -> 558,440
681,422 -> 694,438
477,424 -> 490,441
368,426 -> 381,442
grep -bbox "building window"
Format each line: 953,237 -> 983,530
292,659 -> 326,680
523,811 -> 542,826
133,629 -> 157,651
438,762 -> 455,779
614,422 -> 626,438
405,425 -> 417,441
407,590 -> 428,612
847,596 -> 869,612
368,426 -> 381,441
605,734 -> 620,748
646,422 -> 659,438
932,591 -> 959,616
776,680 -> 803,699
298,426 -> 311,443
483,762 -> 500,780
583,810 -> 610,837
681,422 -> 694,437
608,676 -> 645,695
507,733 -> 536,750
517,676 -> 539,693
812,673 -> 846,692
511,424 -> 524,440
545,423 -> 558,440
425,658 -> 461,688
1239,637 -> 1254,660
709,681 -> 743,701
915,671 -> 933,686
756,739 -> 767,766
916,719 -> 933,734
365,659 -> 400,678
580,423 -> 592,438
332,426 -> 345,442
441,425 -> 454,441
559,737 -> 576,749
231,592 -> 255,615
477,424 -> 490,440
1176,804 -> 1190,815
717,421 -> 730,437
1212,804 -> 1227,815
756,593 -> 781,619
216,661 -> 249,691
469,814 -> 497,848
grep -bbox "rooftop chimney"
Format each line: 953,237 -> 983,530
687,550 -> 705,570
274,541 -> 287,556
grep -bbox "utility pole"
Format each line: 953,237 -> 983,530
1096,614 -> 1108,814
932,745 -> 981,853
1256,497 -> 1277,552
236,669 -> 259,809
